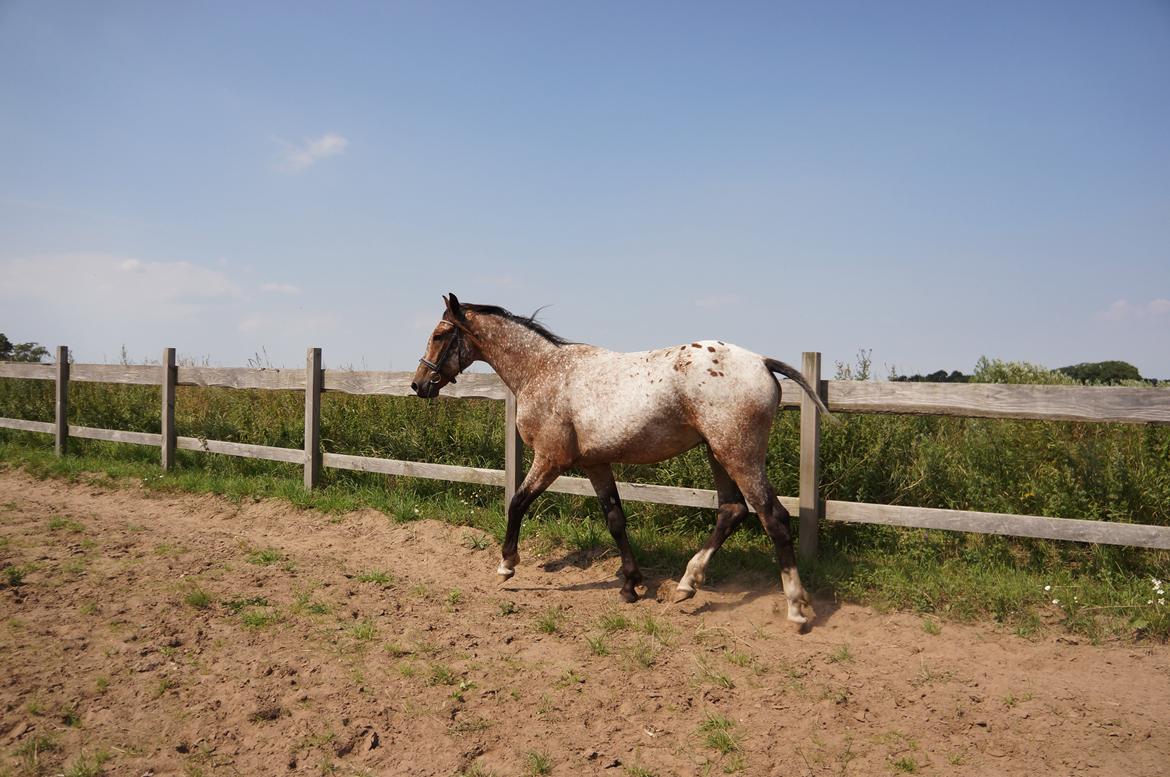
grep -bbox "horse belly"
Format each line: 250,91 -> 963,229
574,404 -> 701,465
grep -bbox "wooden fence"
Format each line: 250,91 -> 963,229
2,347 -> 1170,554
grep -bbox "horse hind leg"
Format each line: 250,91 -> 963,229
675,450 -> 750,602
715,457 -> 813,628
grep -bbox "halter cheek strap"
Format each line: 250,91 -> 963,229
419,329 -> 462,384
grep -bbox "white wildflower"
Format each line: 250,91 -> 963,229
1051,599 -> 1059,605
1153,578 -> 1163,589
1160,599 -> 1166,606
1044,585 -> 1051,592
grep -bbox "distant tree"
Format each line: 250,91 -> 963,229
1056,361 -> 1142,385
0,333 -> 49,363
890,369 -> 970,383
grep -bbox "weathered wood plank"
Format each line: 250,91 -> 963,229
177,367 -> 305,391
322,452 -> 507,487
0,363 -> 55,380
798,352 -> 823,559
70,364 -> 160,385
69,426 -> 162,447
161,348 -> 177,470
0,417 -> 55,434
176,436 -> 305,463
826,381 -> 1170,425
304,348 -> 322,490
504,389 -> 523,509
824,500 -> 1170,550
55,346 -> 69,457
322,370 -> 507,400
546,475 -> 799,515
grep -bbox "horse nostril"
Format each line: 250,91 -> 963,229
410,382 -> 418,392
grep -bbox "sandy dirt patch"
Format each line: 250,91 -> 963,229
1,469 -> 1168,776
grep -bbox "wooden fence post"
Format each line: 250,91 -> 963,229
504,388 -> 524,512
304,347 -> 322,490
161,347 -> 177,470
55,345 -> 69,457
798,351 -> 823,560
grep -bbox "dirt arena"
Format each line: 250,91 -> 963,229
1,469 -> 1167,776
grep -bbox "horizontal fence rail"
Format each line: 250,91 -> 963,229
2,349 -> 1169,553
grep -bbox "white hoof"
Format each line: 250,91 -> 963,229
496,561 -> 515,579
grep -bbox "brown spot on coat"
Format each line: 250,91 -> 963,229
707,346 -> 715,352
691,343 -> 701,348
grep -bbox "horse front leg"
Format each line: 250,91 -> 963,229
498,454 -> 562,580
584,465 -> 643,602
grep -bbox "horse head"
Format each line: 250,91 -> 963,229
411,293 -> 475,398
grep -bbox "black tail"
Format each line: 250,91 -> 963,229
764,358 -> 837,422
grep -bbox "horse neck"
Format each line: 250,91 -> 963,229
465,314 -> 561,394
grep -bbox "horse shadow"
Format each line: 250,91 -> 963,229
503,550 -> 845,630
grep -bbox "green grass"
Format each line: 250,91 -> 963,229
699,713 -> 740,754
2,357 -> 1169,641
246,547 -> 284,566
535,607 -> 562,634
355,570 -> 394,585
524,751 -> 553,776
184,587 -> 213,609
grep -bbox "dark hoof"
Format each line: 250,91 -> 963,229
620,587 -> 639,603
672,588 -> 696,604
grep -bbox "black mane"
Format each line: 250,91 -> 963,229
463,303 -> 573,346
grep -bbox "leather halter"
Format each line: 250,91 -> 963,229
418,324 -> 464,384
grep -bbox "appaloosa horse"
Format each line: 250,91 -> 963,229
411,294 -> 831,627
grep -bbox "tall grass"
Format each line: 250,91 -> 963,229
1,355 -> 1167,640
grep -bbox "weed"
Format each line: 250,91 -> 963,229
922,618 -> 941,635
224,595 -> 268,613
428,664 -> 457,686
64,750 -> 111,777
695,655 -> 734,689
827,644 -> 853,664
240,608 -> 279,629
349,619 -> 376,641
724,650 -> 752,667
462,532 -> 491,550
4,565 -> 25,587
585,633 -> 609,656
498,600 -> 519,616
79,601 -> 99,615
96,676 -> 109,693
49,515 -> 85,532
699,714 -> 740,754
638,613 -> 673,642
446,589 -> 463,607
554,669 -> 585,689
60,703 -> 81,726
450,678 -> 477,702
625,768 -> 656,777
524,750 -> 553,776
185,587 -> 212,609
535,607 -> 562,634
455,763 -> 497,777
355,570 -> 394,586
384,642 -> 412,657
892,755 -> 919,773
247,548 -> 283,566
626,638 -> 659,669
598,610 -> 630,633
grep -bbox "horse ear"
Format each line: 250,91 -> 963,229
445,293 -> 464,319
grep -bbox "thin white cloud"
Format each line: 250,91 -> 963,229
1096,298 -> 1170,322
0,253 -> 241,321
260,282 -> 301,295
276,132 -> 348,172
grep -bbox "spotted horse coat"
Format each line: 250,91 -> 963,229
411,294 -> 832,628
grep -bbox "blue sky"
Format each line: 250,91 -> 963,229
1,1 -> 1168,377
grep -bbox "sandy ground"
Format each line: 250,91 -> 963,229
1,469 -> 1168,777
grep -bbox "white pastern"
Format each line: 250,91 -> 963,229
677,548 -> 714,592
780,566 -> 809,623
496,560 -> 515,578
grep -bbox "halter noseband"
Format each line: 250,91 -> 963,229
418,324 -> 464,385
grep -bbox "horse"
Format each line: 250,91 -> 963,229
410,294 -> 832,628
